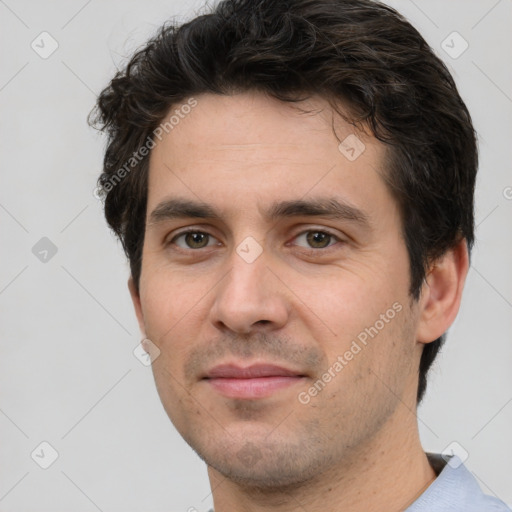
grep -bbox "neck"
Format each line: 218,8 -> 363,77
207,407 -> 436,512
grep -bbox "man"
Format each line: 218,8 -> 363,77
90,0 -> 510,510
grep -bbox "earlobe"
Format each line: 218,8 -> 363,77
128,277 -> 146,336
416,239 -> 469,344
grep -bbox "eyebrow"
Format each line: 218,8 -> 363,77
148,197 -> 371,229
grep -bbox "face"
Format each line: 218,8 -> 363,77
131,92 -> 425,488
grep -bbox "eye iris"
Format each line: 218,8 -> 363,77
185,232 -> 208,248
306,231 -> 331,248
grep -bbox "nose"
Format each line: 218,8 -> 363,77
209,246 -> 290,335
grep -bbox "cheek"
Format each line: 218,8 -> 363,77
150,355 -> 203,435
295,272 -> 412,403
139,269 -> 213,376
139,278 -> 172,340
317,302 -> 415,420
293,262 -> 405,337
140,267 -> 198,335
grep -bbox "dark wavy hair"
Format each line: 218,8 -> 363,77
89,0 -> 478,404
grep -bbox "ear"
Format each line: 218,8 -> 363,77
128,277 -> 146,337
416,238 -> 470,344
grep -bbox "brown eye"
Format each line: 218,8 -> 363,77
171,231 -> 216,249
306,231 -> 332,248
185,232 -> 209,248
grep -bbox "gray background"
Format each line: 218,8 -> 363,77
1,0 -> 511,510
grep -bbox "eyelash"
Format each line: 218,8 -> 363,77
167,228 -> 343,254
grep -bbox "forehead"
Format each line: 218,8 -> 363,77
146,92 -> 394,226
151,92 -> 368,163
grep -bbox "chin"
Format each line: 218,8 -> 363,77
190,433 -> 337,491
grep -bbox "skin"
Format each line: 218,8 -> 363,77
129,91 -> 469,512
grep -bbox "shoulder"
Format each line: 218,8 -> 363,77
406,453 -> 511,512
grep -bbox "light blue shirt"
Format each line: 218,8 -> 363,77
206,453 -> 511,511
406,453 -> 511,511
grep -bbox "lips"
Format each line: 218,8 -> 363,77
202,363 -> 306,399
204,363 -> 304,379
